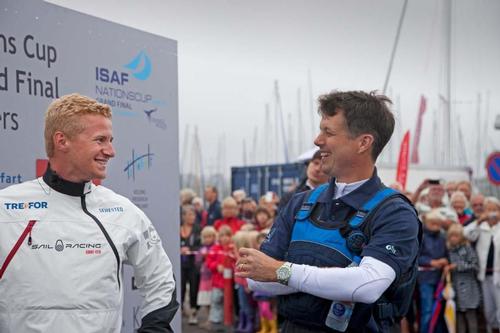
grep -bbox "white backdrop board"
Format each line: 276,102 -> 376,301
0,0 -> 181,331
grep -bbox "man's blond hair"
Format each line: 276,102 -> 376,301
44,93 -> 112,157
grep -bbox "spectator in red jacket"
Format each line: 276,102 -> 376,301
214,197 -> 245,234
202,226 -> 236,330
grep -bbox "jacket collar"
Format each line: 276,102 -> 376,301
43,165 -> 93,197
316,167 -> 384,210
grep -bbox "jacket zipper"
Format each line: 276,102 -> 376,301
80,195 -> 121,290
0,220 -> 37,279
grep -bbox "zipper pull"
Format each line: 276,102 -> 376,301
28,229 -> 32,246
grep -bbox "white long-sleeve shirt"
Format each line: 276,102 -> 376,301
248,256 -> 395,303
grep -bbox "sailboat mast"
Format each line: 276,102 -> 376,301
476,93 -> 482,176
180,124 -> 190,188
274,80 -> 290,163
296,88 -> 304,155
382,0 -> 408,93
443,0 -> 452,165
307,69 -> 315,141
251,126 -> 258,165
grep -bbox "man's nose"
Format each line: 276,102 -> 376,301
104,142 -> 115,157
313,133 -> 323,147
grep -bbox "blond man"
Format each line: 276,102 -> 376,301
0,94 -> 178,333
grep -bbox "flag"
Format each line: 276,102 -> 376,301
396,131 -> 410,189
410,95 -> 427,164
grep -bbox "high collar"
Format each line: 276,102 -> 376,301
316,167 -> 383,210
43,165 -> 93,197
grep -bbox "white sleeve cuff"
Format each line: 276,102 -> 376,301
247,278 -> 298,295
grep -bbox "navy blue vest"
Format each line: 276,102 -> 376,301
279,184 -> 400,331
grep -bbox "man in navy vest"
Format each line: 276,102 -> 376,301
236,90 -> 420,332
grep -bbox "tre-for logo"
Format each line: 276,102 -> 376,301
4,201 -> 48,209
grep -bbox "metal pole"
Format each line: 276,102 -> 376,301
383,0 -> 409,93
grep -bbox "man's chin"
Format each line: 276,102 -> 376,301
92,171 -> 107,180
320,165 -> 333,176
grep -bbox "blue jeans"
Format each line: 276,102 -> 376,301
237,285 -> 255,317
419,283 -> 435,333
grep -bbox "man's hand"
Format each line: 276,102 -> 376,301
235,247 -> 284,282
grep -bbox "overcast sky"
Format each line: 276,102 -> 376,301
48,0 -> 500,178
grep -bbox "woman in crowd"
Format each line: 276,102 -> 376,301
447,223 -> 481,333
450,191 -> 472,225
464,197 -> 500,333
180,204 -> 202,325
418,209 -> 449,333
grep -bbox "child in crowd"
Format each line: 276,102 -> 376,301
214,197 -> 245,234
418,209 -> 449,333
197,226 -> 217,320
233,231 -> 256,333
253,231 -> 278,333
258,192 -> 279,222
446,223 -> 481,333
202,225 -> 236,330
254,207 -> 272,231
464,196 -> 500,333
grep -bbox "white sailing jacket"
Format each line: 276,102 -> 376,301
0,169 -> 178,333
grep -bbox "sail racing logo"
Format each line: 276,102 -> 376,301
30,240 -> 103,254
123,144 -> 154,181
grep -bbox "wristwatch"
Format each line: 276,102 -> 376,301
276,262 -> 293,285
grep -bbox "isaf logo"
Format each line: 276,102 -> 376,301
95,51 -> 152,86
124,51 -> 152,81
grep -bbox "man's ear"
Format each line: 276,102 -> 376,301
53,131 -> 70,153
358,134 -> 374,154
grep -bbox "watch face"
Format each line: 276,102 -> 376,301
277,268 -> 287,280
277,264 -> 290,283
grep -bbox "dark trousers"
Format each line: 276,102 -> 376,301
457,309 -> 478,333
181,264 -> 200,309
